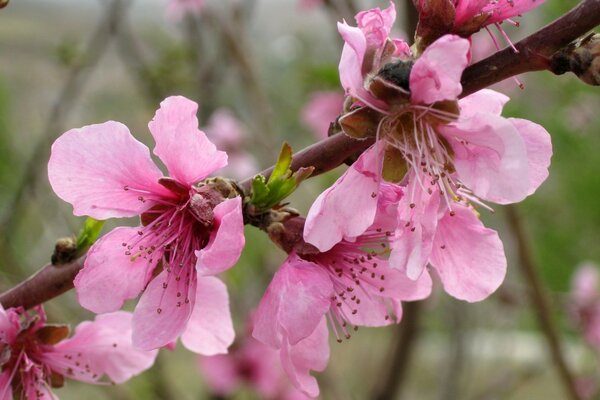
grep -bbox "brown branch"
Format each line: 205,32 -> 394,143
372,302 -> 422,400
505,205 -> 582,400
2,0 -> 600,311
0,258 -> 84,310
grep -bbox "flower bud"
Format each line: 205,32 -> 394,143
551,33 -> 600,86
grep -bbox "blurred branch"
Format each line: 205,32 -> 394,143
438,300 -> 467,400
372,302 -> 422,400
461,0 -> 600,96
505,205 -> 582,400
0,0 -> 129,243
2,0 -> 600,314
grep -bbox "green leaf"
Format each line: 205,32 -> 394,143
76,218 -> 105,253
249,144 -> 314,211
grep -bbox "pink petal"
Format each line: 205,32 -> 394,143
410,35 -> 470,105
509,118 -> 552,196
74,227 -> 157,314
132,269 -> 197,350
304,145 -> 380,252
196,197 -> 245,276
148,96 -> 228,186
43,312 -> 158,384
0,372 -> 12,400
355,1 -> 396,48
0,305 -> 18,345
439,112 -> 529,204
48,121 -> 167,219
301,91 -> 345,140
571,263 -> 599,306
389,178 -> 441,279
337,22 -> 388,111
485,0 -> 546,24
454,0 -> 491,26
458,89 -> 510,118
21,360 -> 57,400
430,204 -> 507,302
253,255 -> 334,348
180,277 -> 234,355
197,355 -> 240,395
280,318 -> 329,398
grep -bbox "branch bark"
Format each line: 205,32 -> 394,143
1,0 -> 600,311
505,206 -> 582,400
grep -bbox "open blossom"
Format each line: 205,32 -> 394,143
48,96 -> 244,352
570,263 -> 600,350
166,0 -> 205,20
301,91 -> 345,140
199,319 -> 310,400
304,4 -> 551,302
0,306 -> 157,399
204,109 -> 258,180
254,185 -> 432,397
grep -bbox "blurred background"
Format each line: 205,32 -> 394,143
0,0 -> 599,398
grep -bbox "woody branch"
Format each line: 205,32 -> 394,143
1,0 -> 600,310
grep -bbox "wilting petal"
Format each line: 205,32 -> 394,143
355,1 -> 396,47
181,277 -> 234,355
430,204 -> 506,302
43,312 -> 157,384
253,255 -> 334,348
304,145 -> 380,252
280,318 -> 329,398
459,89 -> 509,118
149,96 -> 227,186
509,118 -> 552,196
75,227 -> 157,314
48,121 -> 167,219
439,112 -> 529,204
196,197 -> 245,276
132,269 -> 197,350
410,35 -> 470,104
389,179 -> 441,279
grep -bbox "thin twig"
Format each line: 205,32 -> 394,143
505,205 -> 582,400
372,302 -> 422,400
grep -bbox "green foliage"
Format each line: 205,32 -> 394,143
249,143 -> 313,211
75,218 -> 104,254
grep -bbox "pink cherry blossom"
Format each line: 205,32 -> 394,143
453,0 -> 546,31
204,109 -> 258,180
570,263 -> 600,350
301,91 -> 345,140
306,5 -> 552,302
166,0 -> 205,20
256,185 -> 432,397
48,96 -> 243,352
199,319 -> 311,400
0,306 -> 157,399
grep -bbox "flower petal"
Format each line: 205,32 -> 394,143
0,371 -> 13,400
410,35 -> 470,104
48,121 -> 167,219
389,178 -> 441,279
74,227 -> 157,314
43,312 -> 158,384
280,318 -> 329,398
149,96 -> 228,186
181,277 -> 234,355
486,0 -> 546,24
458,89 -> 509,118
355,1 -> 396,48
196,197 -> 245,276
132,269 -> 197,350
304,145 -> 380,252
439,112 -> 529,204
253,255 -> 334,348
430,204 -> 507,302
509,118 -> 552,196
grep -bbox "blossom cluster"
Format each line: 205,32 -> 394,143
26,1 -> 557,399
